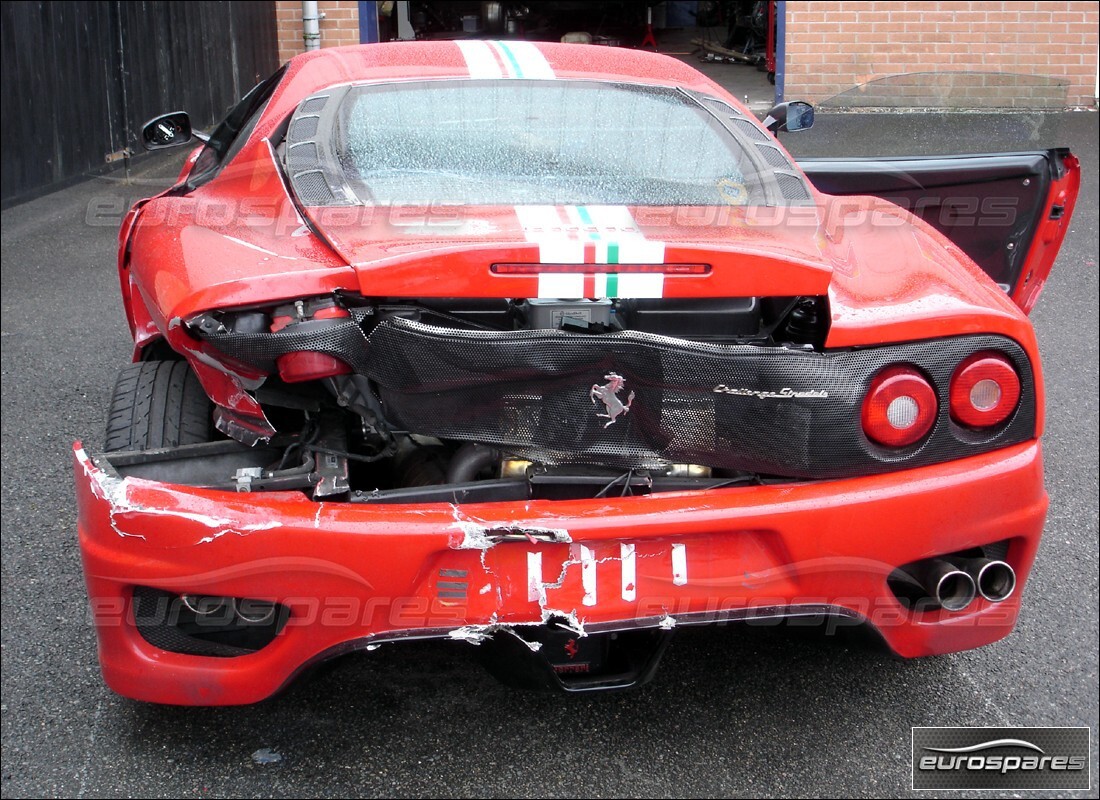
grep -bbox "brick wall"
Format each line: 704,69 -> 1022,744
276,0 -> 360,64
785,1 -> 1099,108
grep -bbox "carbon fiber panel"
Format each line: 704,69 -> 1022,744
363,319 -> 1035,479
201,310 -> 373,374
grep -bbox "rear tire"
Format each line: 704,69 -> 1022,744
105,361 -> 213,451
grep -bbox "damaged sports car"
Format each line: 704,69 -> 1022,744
75,42 -> 1079,705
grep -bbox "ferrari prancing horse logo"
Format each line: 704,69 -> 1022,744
590,372 -> 635,428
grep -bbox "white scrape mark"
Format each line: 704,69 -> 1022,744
448,504 -> 571,548
579,545 -> 597,606
672,543 -> 688,586
527,551 -> 544,603
80,448 -> 280,544
448,623 -> 496,645
539,607 -> 585,636
659,614 -> 677,630
479,583 -> 492,595
449,504 -> 496,550
222,234 -> 278,256
81,454 -> 145,540
621,542 -> 636,602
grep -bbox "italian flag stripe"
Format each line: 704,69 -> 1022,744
522,205 -> 666,298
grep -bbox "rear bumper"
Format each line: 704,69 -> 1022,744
75,440 -> 1047,706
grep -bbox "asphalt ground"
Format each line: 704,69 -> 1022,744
2,111 -> 1097,798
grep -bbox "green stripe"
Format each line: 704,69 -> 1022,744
606,273 -> 618,297
606,241 -> 619,264
497,41 -> 524,77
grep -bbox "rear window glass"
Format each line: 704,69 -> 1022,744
332,80 -> 782,206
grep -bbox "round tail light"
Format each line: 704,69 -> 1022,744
949,351 -> 1020,428
862,365 -> 938,447
271,302 -> 352,383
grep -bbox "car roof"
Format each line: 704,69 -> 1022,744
255,41 -> 738,137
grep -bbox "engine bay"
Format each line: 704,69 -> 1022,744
98,293 -> 835,501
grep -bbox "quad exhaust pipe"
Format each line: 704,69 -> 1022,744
969,558 -> 1016,603
913,559 -> 977,612
180,594 -> 277,624
897,555 -> 1016,611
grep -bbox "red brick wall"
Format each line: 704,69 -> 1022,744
276,0 -> 360,64
785,1 -> 1099,108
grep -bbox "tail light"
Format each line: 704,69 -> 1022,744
949,351 -> 1020,428
861,365 -> 938,447
271,300 -> 352,383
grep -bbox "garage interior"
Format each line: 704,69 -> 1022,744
372,1 -> 780,111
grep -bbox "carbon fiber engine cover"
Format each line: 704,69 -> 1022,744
364,319 -> 1035,479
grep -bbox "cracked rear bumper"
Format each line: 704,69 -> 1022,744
74,440 -> 1047,705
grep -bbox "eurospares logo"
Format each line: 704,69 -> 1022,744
912,727 -> 1090,790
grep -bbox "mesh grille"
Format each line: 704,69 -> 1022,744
756,143 -> 790,168
287,141 -> 321,172
299,95 -> 330,114
291,170 -> 336,206
775,172 -> 812,201
700,97 -> 744,118
132,586 -> 253,658
289,115 -> 320,141
730,117 -> 770,142
202,312 -> 372,373
286,89 -> 357,207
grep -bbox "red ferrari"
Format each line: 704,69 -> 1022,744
74,41 -> 1079,705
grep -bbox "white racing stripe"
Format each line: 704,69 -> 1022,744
516,205 -> 586,267
592,273 -> 665,299
456,40 -> 504,79
458,40 -> 555,80
500,40 -> 556,79
615,238 -> 666,263
518,205 -> 668,298
537,273 -> 585,298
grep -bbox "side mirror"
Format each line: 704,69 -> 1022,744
762,101 -> 815,133
141,111 -> 194,150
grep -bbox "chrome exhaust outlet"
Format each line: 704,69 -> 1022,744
180,594 -> 233,617
904,559 -> 977,612
234,598 -> 276,624
968,558 -> 1017,602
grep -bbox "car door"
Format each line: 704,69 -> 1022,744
797,149 -> 1079,314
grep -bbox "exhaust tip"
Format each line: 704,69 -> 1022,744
180,594 -> 233,617
934,567 -> 977,612
976,559 -> 1016,602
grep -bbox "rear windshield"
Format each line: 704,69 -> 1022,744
332,80 -> 783,206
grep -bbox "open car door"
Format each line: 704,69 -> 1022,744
798,149 -> 1079,314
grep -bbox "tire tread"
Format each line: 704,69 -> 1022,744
105,362 -> 212,451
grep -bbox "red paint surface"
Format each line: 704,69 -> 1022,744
77,441 -> 1046,705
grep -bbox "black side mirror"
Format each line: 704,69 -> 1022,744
141,111 -> 194,150
762,101 -> 815,133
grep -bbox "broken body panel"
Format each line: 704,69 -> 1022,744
77,440 -> 1046,704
